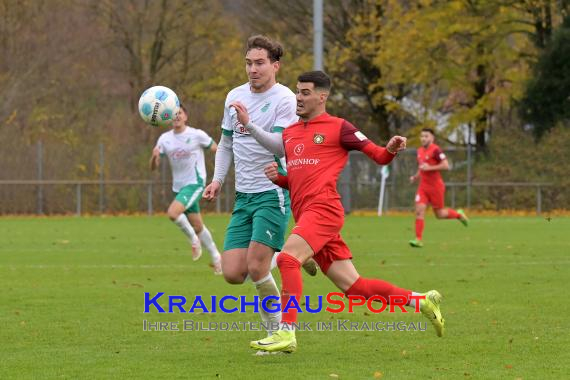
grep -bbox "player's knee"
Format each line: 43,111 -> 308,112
193,221 -> 204,234
167,211 -> 179,221
221,259 -> 246,284
247,261 -> 266,281
222,269 -> 246,284
223,273 -> 246,284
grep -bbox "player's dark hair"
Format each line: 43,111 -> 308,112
246,35 -> 284,62
421,128 -> 435,136
179,104 -> 188,115
298,70 -> 331,91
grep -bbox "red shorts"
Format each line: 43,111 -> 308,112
291,203 -> 352,274
415,185 -> 445,209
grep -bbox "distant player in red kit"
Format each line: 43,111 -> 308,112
230,71 -> 445,353
409,128 -> 469,248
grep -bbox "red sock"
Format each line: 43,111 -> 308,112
447,209 -> 460,219
277,253 -> 303,324
345,277 -> 412,304
415,219 -> 424,240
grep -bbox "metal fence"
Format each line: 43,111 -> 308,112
338,151 -> 555,215
0,178 -> 552,215
0,143 -> 558,215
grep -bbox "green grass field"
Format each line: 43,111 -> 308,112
1,214 -> 569,379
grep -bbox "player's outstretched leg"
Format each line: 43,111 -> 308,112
253,272 -> 282,336
172,214 -> 202,260
198,225 -> 222,275
410,218 -> 424,248
168,200 -> 202,260
435,208 -> 468,227
419,290 -> 445,337
246,242 -> 283,337
457,209 -> 469,227
337,259 -> 445,338
411,203 -> 426,248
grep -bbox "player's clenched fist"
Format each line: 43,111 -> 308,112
386,136 -> 407,154
264,162 -> 279,182
203,180 -> 221,201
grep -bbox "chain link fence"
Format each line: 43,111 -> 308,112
0,141 -> 558,215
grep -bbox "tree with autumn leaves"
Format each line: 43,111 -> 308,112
1,0 -> 569,212
242,0 -> 568,150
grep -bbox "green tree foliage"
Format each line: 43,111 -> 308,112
521,15 -> 570,137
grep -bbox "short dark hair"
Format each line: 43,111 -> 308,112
246,35 -> 283,62
179,104 -> 188,114
297,70 -> 331,91
421,128 -> 435,136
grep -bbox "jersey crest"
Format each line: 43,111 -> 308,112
313,133 -> 325,144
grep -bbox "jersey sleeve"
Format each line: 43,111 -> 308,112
340,120 -> 396,165
433,147 -> 446,163
339,120 -> 371,151
155,135 -> 166,155
272,95 -> 297,133
197,130 -> 214,149
221,97 -> 234,137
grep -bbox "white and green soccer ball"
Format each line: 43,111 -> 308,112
138,85 -> 180,127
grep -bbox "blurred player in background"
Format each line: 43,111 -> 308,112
239,70 -> 445,353
150,104 -> 222,274
409,128 -> 469,248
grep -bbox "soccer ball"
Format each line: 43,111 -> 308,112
138,86 -> 180,127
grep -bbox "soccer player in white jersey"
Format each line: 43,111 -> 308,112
203,35 -> 316,336
150,104 -> 222,275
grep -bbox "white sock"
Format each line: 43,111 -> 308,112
198,225 -> 221,263
173,214 -> 197,242
408,291 -> 422,309
254,273 -> 281,335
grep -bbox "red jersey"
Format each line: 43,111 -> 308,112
417,143 -> 446,188
281,113 -> 395,218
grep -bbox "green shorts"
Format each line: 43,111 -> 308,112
173,184 -> 204,214
223,188 -> 291,251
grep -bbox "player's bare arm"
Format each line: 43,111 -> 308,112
204,134 -> 233,201
149,147 -> 160,171
209,142 -> 218,153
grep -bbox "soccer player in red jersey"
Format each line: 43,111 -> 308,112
409,128 -> 469,248
230,71 -> 445,353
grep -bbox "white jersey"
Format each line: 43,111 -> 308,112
222,82 -> 298,193
156,126 -> 214,192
